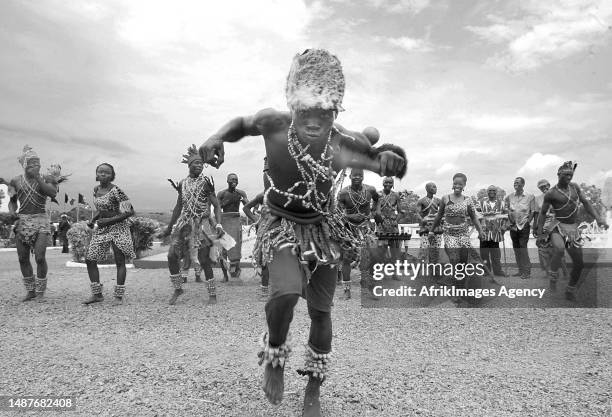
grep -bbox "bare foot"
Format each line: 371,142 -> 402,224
303,377 -> 322,417
262,363 -> 284,405
168,289 -> 183,305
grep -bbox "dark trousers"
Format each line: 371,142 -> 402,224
510,225 -> 531,276
479,240 -> 503,274
61,237 -> 69,253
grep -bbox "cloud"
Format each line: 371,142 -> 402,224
453,113 -> 555,131
467,0 -> 612,71
517,152 -> 565,176
435,162 -> 457,176
369,0 -> 431,14
0,124 -> 133,154
387,36 -> 434,52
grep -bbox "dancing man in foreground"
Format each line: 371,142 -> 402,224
536,162 -> 608,299
199,49 -> 406,417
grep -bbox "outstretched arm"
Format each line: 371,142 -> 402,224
333,126 -> 407,178
199,108 -> 289,168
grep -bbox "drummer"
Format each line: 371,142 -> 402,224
477,185 -> 507,276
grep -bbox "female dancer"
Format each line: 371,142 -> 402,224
431,173 -> 486,302
83,163 -> 135,305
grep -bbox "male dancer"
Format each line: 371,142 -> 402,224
337,168 -> 380,299
0,146 -> 66,301
377,176 -> 404,258
416,182 -> 442,263
161,145 -> 224,305
168,178 -> 203,283
536,162 -> 608,299
377,177 -> 402,232
198,49 -> 406,417
217,173 -> 249,280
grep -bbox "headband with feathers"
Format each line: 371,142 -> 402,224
182,144 -> 202,166
558,161 -> 577,174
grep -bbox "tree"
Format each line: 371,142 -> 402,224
397,190 -> 421,223
578,183 -> 606,223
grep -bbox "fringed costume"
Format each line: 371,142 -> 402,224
168,145 -> 217,296
12,145 -> 67,300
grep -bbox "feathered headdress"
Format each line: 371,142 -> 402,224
181,144 -> 202,166
285,49 -> 345,112
558,161 -> 577,174
18,145 -> 39,168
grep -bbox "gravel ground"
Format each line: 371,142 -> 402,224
1,250 -> 611,417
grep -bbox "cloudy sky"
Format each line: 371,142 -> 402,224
1,0 -> 611,212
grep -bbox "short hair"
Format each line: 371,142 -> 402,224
452,172 -> 467,183
96,163 -> 116,181
514,176 -> 525,185
350,168 -> 363,177
227,173 -> 238,180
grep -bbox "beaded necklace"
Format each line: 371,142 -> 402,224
553,184 -> 579,219
17,175 -> 47,211
348,186 -> 368,207
182,174 -> 213,219
265,122 -> 336,215
380,191 -> 394,208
